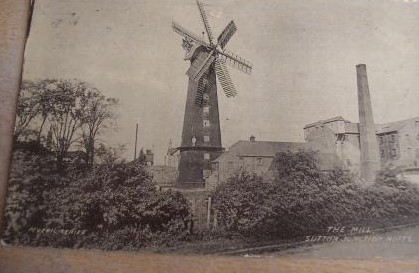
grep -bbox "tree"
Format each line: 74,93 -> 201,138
95,143 -> 126,165
47,79 -> 90,171
14,81 -> 41,141
212,171 -> 272,236
14,80 -> 57,143
15,79 -> 118,170
80,89 -> 117,167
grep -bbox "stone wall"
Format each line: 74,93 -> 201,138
175,188 -> 213,233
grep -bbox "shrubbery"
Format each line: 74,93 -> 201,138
213,150 -> 419,239
4,150 -> 192,250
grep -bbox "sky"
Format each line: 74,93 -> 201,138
23,0 -> 419,164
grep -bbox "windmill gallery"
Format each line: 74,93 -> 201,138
143,0 -> 419,230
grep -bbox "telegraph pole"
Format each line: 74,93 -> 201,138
134,123 -> 138,160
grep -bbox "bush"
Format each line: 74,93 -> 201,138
213,150 -> 419,240
3,150 -> 58,240
4,153 -> 192,250
212,171 -> 272,237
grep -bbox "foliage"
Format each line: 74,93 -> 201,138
14,80 -> 48,141
4,153 -> 192,250
213,150 -> 419,239
94,143 -> 126,165
3,150 -> 57,239
362,166 -> 419,226
14,79 -> 118,171
80,90 -> 118,167
213,171 -> 272,236
46,80 -> 92,170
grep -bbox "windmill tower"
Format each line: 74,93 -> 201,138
171,0 -> 252,187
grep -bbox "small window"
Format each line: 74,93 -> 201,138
203,93 -> 209,101
203,120 -> 210,127
390,148 -> 398,159
390,134 -> 397,142
203,106 -> 210,113
256,158 -> 263,165
380,149 -> 386,159
203,135 -> 210,142
204,153 -> 210,160
378,136 -> 384,145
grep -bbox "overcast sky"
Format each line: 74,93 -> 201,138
23,0 -> 419,164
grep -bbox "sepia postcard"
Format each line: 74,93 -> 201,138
2,0 -> 419,261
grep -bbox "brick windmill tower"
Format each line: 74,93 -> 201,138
171,0 -> 252,187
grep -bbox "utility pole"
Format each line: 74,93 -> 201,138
134,123 -> 138,160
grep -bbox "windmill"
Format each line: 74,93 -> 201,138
172,0 -> 252,186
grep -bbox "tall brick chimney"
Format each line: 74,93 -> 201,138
356,64 -> 380,181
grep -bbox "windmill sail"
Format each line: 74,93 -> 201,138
173,0 -> 252,107
215,58 -> 237,97
195,76 -> 206,107
172,21 -> 209,47
186,51 -> 215,81
219,49 -> 252,74
196,0 -> 214,45
218,21 -> 237,49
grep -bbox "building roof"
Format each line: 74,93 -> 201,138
213,140 -> 305,162
376,117 -> 419,134
304,116 -> 349,129
305,116 -> 419,135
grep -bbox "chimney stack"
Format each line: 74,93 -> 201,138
250,135 -> 255,142
356,64 -> 380,181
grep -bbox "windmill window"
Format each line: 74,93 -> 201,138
203,93 -> 209,100
203,120 -> 210,127
378,136 -> 384,145
256,158 -> 263,165
204,135 -> 210,142
204,153 -> 210,160
380,149 -> 386,159
390,134 -> 397,142
203,106 -> 210,113
390,148 -> 398,159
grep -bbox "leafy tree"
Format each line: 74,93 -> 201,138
80,90 -> 117,167
46,80 -> 91,170
14,81 -> 41,141
212,171 -> 272,236
14,79 -> 118,171
14,80 -> 58,142
95,143 -> 126,165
